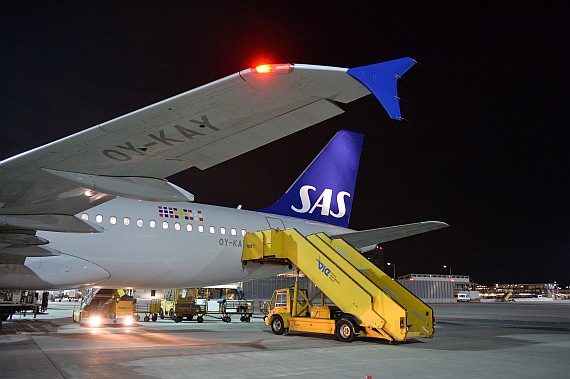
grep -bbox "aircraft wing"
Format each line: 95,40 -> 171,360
0,58 -> 415,233
333,221 -> 449,250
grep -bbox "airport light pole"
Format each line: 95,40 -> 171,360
443,265 -> 451,277
387,262 -> 396,280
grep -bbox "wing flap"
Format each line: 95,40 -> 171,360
0,214 -> 103,233
41,169 -> 195,202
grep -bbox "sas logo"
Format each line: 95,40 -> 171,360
317,257 -> 331,277
291,185 -> 350,219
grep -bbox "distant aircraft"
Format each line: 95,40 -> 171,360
0,59 -> 448,290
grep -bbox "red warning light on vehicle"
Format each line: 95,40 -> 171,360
253,63 -> 293,74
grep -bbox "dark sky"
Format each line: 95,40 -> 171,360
1,3 -> 568,285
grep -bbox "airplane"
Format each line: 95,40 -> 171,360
0,58 -> 448,290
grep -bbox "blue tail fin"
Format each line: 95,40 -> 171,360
260,130 -> 363,228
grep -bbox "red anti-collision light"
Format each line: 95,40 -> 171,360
253,63 -> 293,74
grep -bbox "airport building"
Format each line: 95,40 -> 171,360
476,282 -> 561,300
397,274 -> 478,303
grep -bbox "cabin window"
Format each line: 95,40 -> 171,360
198,225 -> 204,233
81,213 -> 89,220
209,226 -> 215,234
241,229 -> 247,236
174,222 -> 181,231
186,224 -> 192,232
231,228 -> 237,236
162,221 -> 169,229
149,220 -> 156,228
110,216 -> 117,225
137,219 -> 144,227
124,217 -> 130,226
96,214 -> 103,223
220,227 -> 226,235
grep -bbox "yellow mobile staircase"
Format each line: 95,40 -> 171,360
242,229 -> 434,342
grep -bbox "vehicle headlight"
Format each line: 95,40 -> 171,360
89,315 -> 102,327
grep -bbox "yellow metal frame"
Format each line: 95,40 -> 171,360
247,229 -> 434,342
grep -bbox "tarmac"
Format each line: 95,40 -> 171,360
1,300 -> 569,378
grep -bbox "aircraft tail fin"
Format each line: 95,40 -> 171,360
259,129 -> 363,228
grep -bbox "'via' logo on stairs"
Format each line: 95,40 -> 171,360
317,257 -> 331,276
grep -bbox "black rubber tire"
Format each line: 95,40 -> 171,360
143,315 -> 150,322
174,315 -> 183,323
169,309 -> 175,318
240,315 -> 245,322
336,318 -> 356,343
197,316 -> 204,323
151,314 -> 158,322
271,315 -> 286,335
159,309 -> 165,319
245,316 -> 250,322
134,314 -> 141,322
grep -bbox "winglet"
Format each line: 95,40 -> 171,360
347,57 -> 416,120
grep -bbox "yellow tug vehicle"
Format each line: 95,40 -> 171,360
73,289 -> 134,327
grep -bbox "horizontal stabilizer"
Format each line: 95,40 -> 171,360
333,221 -> 449,250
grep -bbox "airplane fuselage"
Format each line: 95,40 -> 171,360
0,197 -> 350,290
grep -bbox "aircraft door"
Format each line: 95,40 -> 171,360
266,217 -> 285,230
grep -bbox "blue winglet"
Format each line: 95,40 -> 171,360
347,57 -> 416,121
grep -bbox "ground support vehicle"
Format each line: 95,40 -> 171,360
196,285 -> 254,323
0,290 -> 39,331
498,290 -> 514,302
242,229 -> 435,343
456,293 -> 470,302
160,288 -> 204,323
72,289 -> 134,326
133,299 -> 161,322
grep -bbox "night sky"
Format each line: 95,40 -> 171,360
1,3 -> 567,286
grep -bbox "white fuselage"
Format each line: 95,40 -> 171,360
1,198 -> 350,290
